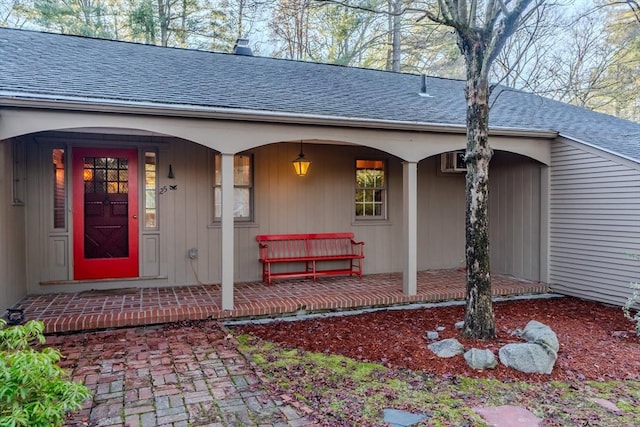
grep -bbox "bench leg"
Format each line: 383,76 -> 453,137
353,258 -> 363,278
265,262 -> 273,286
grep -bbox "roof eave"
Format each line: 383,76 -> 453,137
0,92 -> 558,139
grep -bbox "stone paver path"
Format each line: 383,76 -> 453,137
48,320 -> 314,426
473,405 -> 542,427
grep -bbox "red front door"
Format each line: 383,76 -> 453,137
73,148 -> 139,280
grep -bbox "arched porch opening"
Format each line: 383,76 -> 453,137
415,150 -> 548,284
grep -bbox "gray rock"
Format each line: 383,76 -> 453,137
436,326 -> 446,332
425,331 -> 439,340
520,320 -> 559,354
499,342 -> 557,374
383,408 -> 429,426
464,348 -> 497,370
427,338 -> 465,358
454,321 -> 465,329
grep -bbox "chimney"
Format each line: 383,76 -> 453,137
233,38 -> 253,56
419,74 -> 432,97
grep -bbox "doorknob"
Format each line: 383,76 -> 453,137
132,215 -> 138,219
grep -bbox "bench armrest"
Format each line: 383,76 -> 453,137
258,242 -> 269,260
350,240 -> 365,256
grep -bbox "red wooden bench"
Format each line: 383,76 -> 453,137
256,232 -> 365,285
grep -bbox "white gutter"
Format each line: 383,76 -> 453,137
0,92 -> 558,139
558,133 -> 640,165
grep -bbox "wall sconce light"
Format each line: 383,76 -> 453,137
292,141 -> 311,177
168,164 -> 175,179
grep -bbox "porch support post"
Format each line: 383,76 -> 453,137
220,153 -> 234,310
402,161 -> 418,295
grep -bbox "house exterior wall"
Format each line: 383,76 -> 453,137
0,139 -> 27,310
489,152 -> 543,281
549,138 -> 640,306
20,131 -> 545,294
417,152 -> 543,281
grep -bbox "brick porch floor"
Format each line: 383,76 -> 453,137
15,269 -> 548,334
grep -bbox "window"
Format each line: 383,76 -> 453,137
355,159 -> 386,219
144,151 -> 157,229
213,154 -> 253,221
52,148 -> 65,229
12,140 -> 26,205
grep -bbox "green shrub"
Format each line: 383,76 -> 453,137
622,254 -> 640,337
0,319 -> 91,427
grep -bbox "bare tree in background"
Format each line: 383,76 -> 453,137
625,0 -> 639,21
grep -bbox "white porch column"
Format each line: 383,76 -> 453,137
220,153 -> 234,310
402,161 -> 418,295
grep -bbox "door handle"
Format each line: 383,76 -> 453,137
132,215 -> 138,219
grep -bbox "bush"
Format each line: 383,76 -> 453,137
0,319 -> 91,427
622,254 -> 640,337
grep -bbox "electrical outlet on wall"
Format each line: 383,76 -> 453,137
188,248 -> 198,259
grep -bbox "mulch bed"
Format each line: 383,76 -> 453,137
234,297 -> 640,382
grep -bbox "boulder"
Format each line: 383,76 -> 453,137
520,320 -> 559,354
383,408 -> 429,426
499,342 -> 557,374
425,331 -> 439,340
464,348 -> 497,370
428,338 -> 465,358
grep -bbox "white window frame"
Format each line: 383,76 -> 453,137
355,159 -> 387,220
213,153 -> 253,222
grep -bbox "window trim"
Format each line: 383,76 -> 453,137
143,150 -> 158,230
354,158 -> 387,221
212,153 -> 254,223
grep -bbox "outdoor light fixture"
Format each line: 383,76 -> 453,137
292,141 -> 311,177
168,164 -> 175,179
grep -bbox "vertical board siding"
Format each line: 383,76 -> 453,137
417,156 -> 466,269
23,133 -> 549,293
549,141 -> 640,306
0,140 -> 27,309
489,153 -> 541,281
251,143 -> 403,279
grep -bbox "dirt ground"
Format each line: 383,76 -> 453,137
234,296 -> 640,382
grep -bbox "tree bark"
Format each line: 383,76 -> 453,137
461,38 -> 496,340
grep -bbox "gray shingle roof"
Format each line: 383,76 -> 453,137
1,27 -> 639,162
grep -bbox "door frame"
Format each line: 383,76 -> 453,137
72,147 -> 139,280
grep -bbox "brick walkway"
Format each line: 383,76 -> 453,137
17,270 -> 548,334
52,320 -> 315,427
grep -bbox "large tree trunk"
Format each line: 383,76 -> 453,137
461,39 -> 496,340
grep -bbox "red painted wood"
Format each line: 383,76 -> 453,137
73,147 -> 139,280
256,233 -> 365,285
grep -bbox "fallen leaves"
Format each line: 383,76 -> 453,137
235,297 -> 640,382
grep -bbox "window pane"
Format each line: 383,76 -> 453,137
214,187 -> 221,218
213,154 -> 253,220
234,155 -> 251,186
234,188 -> 250,218
53,149 -> 65,229
144,152 -> 157,228
355,160 -> 385,219
214,154 -> 221,186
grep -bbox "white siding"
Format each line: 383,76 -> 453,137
0,139 -> 27,310
549,139 -> 640,306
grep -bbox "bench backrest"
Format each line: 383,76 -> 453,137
256,233 -> 359,259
